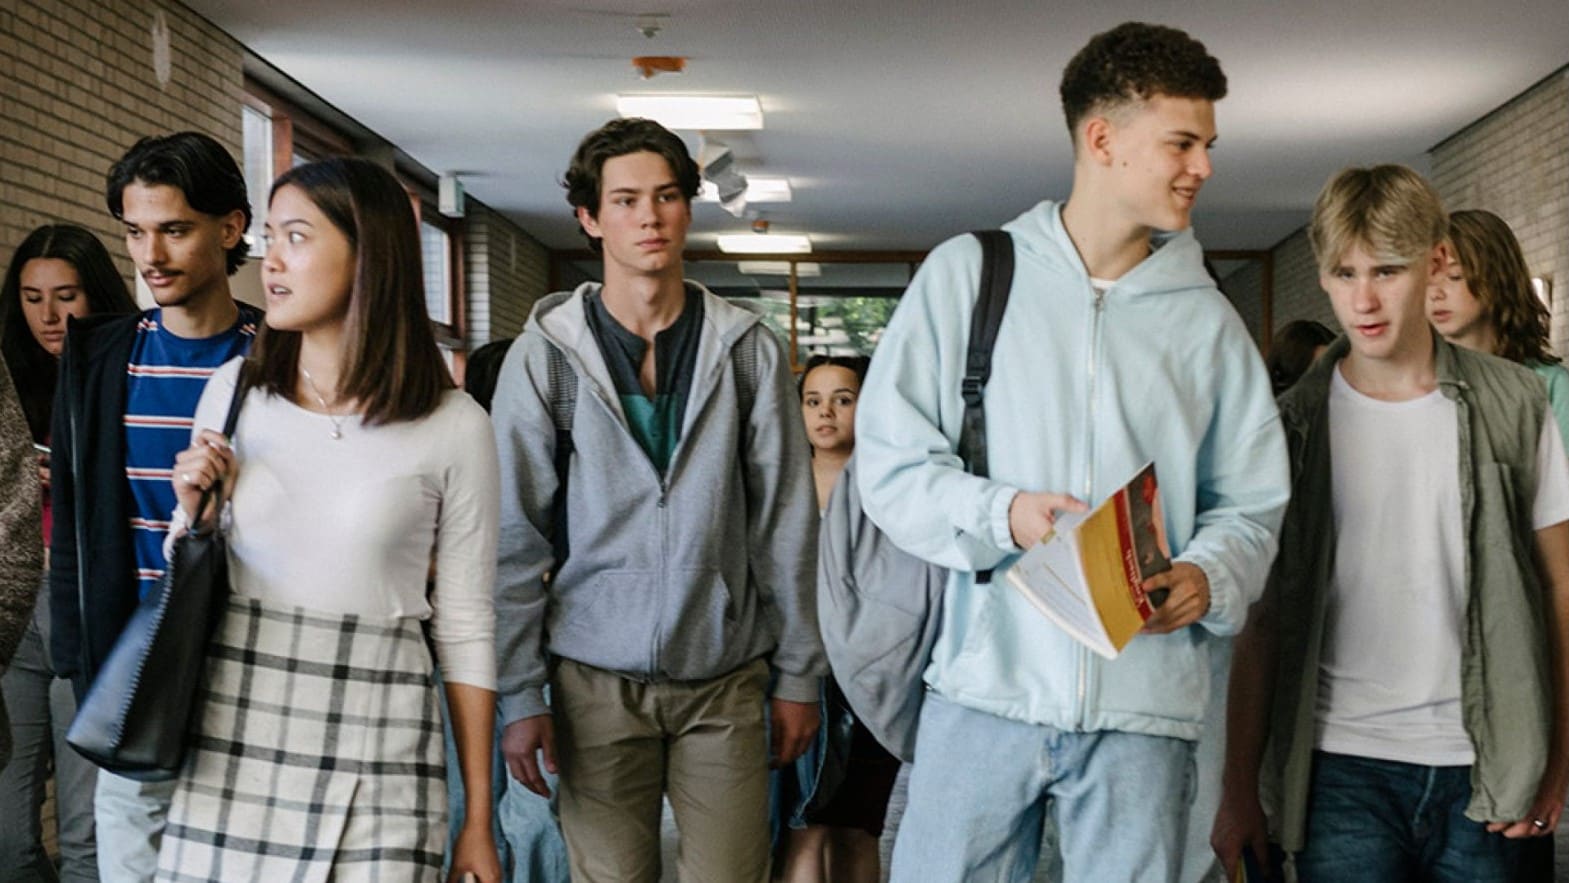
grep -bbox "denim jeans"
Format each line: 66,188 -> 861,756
0,606 -> 98,882
889,692 -> 1195,883
1296,751 -> 1523,883
437,668 -> 569,883
94,770 -> 175,883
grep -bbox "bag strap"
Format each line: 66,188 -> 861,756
960,229 -> 1014,583
190,362 -> 252,532
545,343 -> 577,568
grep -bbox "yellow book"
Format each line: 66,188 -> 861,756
1004,462 -> 1172,659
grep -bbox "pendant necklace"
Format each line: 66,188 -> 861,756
299,366 -> 347,440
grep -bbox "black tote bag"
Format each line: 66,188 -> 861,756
67,365 -> 250,780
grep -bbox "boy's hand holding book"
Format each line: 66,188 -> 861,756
1140,562 -> 1210,634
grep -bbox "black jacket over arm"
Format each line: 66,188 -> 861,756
50,312 -> 141,700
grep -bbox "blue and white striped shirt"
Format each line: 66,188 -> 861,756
124,305 -> 260,599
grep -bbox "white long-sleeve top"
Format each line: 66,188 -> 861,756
182,357 -> 499,689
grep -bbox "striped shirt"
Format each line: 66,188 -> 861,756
124,305 -> 261,599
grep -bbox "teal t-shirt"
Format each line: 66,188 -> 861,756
1530,360 -> 1569,447
584,287 -> 703,474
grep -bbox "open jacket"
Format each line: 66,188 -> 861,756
1263,334 -> 1554,851
855,200 -> 1290,740
492,283 -> 824,724
48,312 -> 141,699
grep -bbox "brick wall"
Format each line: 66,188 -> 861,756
0,0 -> 245,290
1218,259 -> 1266,346
465,200 -> 551,347
1431,68 -> 1569,355
1268,228 -> 1341,334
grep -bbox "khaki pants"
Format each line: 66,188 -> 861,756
552,657 -> 770,883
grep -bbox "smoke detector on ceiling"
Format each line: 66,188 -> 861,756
636,13 -> 669,39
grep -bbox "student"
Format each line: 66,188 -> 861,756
492,117 -> 823,882
779,354 -> 897,883
1267,319 -> 1337,396
1213,165 -> 1569,883
156,155 -> 501,881
48,132 -> 262,883
854,21 -> 1290,883
1428,209 -> 1569,442
1426,207 -> 1569,883
0,224 -> 135,882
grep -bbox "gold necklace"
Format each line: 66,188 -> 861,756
299,366 -> 346,440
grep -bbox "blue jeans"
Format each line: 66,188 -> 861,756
0,605 -> 99,882
94,770 -> 175,883
889,692 -> 1195,883
437,670 -> 569,882
1297,751 -> 1523,883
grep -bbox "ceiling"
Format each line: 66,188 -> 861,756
184,0 -> 1569,254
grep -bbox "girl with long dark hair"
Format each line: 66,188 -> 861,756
0,224 -> 135,882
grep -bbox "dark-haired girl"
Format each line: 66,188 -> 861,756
0,224 -> 136,882
779,354 -> 899,883
160,158 -> 501,882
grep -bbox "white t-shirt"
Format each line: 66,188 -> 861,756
1315,364 -> 1569,765
186,359 -> 501,690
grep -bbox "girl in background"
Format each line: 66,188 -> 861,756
163,158 -> 501,882
1427,209 -> 1569,440
779,354 -> 898,883
1266,319 -> 1336,397
0,224 -> 136,883
1426,208 -> 1566,883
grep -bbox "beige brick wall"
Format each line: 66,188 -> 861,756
0,0 -> 245,288
1431,68 -> 1569,355
465,200 -> 550,346
1218,259 -> 1266,346
1268,228 -> 1341,334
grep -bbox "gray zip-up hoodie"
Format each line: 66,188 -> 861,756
493,282 -> 824,724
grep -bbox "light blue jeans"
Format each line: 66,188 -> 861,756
94,770 -> 175,883
889,692 -> 1195,883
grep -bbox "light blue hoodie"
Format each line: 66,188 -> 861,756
855,201 -> 1289,740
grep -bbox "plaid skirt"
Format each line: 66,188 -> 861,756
156,595 -> 446,882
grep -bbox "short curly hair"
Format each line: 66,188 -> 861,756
562,118 -> 701,253
1059,22 -> 1227,144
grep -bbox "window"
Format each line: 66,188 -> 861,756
421,220 -> 452,325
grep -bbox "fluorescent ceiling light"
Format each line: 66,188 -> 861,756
717,233 -> 811,254
739,261 -> 821,277
700,177 -> 793,204
616,94 -> 763,130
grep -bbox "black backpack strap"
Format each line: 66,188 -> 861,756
960,229 -> 1014,583
545,343 -> 577,569
732,326 -> 760,417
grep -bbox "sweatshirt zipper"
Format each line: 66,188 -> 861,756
1075,287 -> 1107,729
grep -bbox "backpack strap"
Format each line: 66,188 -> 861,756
732,325 -> 760,418
545,342 -> 577,568
960,229 -> 1015,583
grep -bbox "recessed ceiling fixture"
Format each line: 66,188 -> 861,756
616,94 -> 763,130
739,260 -> 820,277
717,233 -> 811,254
700,176 -> 792,204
